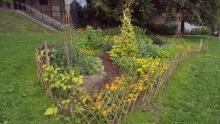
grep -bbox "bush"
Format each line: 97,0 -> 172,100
137,40 -> 157,58
109,8 -> 138,59
134,26 -> 151,44
75,26 -> 102,49
137,39 -> 178,59
146,23 -> 176,35
190,28 -> 210,35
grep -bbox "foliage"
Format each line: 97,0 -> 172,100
122,37 -> 219,124
0,0 -> 14,3
74,55 -> 103,75
99,36 -> 114,51
74,25 -> 102,50
47,45 -> 103,75
109,5 -> 138,59
47,25 -> 104,75
165,0 -> 220,29
134,26 -> 151,44
113,57 -> 139,76
42,65 -> 84,97
49,47 -> 67,70
190,28 -> 210,35
44,105 -> 58,116
146,23 -> 176,35
102,28 -> 120,36
90,0 -> 155,26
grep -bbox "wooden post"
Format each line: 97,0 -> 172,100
44,41 -> 53,97
44,41 -> 50,66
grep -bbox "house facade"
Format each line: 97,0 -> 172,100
14,0 -> 89,27
15,0 -> 66,24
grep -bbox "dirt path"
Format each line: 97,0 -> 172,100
98,53 -> 122,89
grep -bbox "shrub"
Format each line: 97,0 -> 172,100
146,23 -> 176,35
134,26 -> 151,44
75,26 -> 102,49
137,40 -> 178,59
190,28 -> 210,35
137,41 -> 158,58
109,8 -> 138,59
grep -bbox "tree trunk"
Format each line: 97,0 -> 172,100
181,19 -> 185,35
10,3 -> 14,9
176,13 -> 181,35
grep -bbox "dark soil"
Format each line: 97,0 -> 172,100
98,53 -> 122,89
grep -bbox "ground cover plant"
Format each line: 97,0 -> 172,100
35,2 -> 207,124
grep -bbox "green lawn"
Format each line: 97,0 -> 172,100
0,9 -> 62,123
123,36 -> 220,124
1,9 -> 220,124
0,33 -> 63,123
0,9 -> 51,33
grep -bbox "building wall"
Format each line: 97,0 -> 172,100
25,0 -> 65,23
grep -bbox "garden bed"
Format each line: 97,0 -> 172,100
35,34 -> 207,124
35,5 -> 207,123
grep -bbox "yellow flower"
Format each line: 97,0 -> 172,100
80,95 -> 90,103
96,95 -> 102,101
129,84 -> 134,89
128,93 -> 134,98
110,84 -> 117,92
138,85 -> 144,91
104,84 -> 110,90
95,101 -> 102,110
101,110 -> 108,117
78,27 -> 85,32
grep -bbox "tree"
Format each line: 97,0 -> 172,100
164,0 -> 220,35
0,0 -> 14,3
90,0 -> 155,26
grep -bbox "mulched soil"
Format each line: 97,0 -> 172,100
98,53 -> 122,89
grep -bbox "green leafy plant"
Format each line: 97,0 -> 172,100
99,36 -> 114,51
75,26 -> 102,50
190,28 -> 210,35
74,55 -> 103,75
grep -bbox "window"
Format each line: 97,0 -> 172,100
52,6 -> 60,17
39,0 -> 48,5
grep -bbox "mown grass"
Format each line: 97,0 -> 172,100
0,8 -> 51,33
0,9 -> 62,123
122,36 -> 220,124
0,33 -> 63,123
